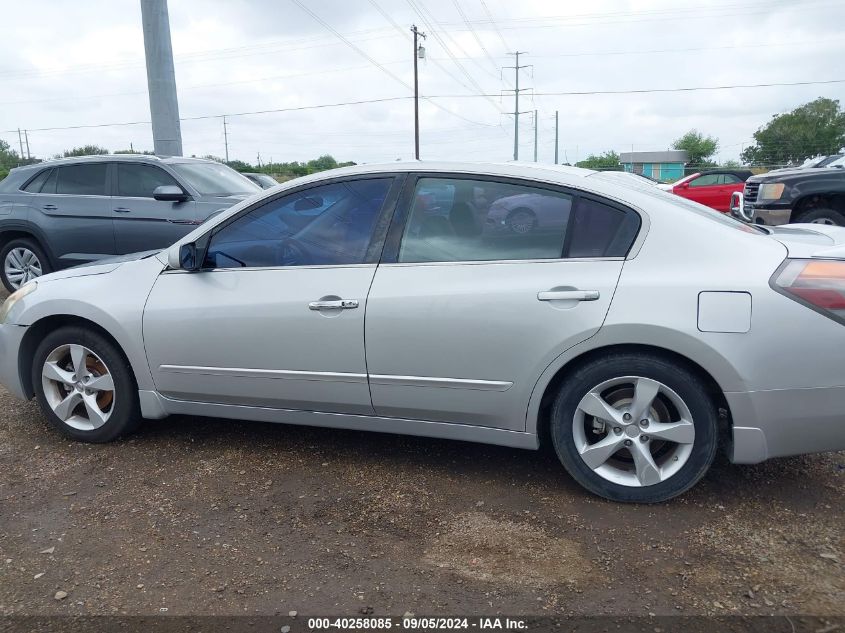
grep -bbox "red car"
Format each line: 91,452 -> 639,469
666,169 -> 753,212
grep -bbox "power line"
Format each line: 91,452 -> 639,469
478,0 -> 509,51
365,0 -> 498,103
451,0 -> 499,74
291,0 -> 494,127
405,0 -> 505,114
5,78 -> 842,135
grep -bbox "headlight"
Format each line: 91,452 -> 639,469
758,182 -> 786,202
0,281 -> 37,324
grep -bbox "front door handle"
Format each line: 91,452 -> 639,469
538,290 -> 600,302
308,299 -> 359,310
114,207 -> 131,213
42,204 -> 57,211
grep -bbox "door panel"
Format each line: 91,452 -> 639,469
34,163 -> 115,264
112,162 -> 202,253
142,175 -> 401,415
113,198 -> 201,253
365,260 -> 624,431
143,266 -> 377,414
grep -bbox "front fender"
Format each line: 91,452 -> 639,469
13,256 -> 164,391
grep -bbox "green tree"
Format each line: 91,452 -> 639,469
0,139 -> 20,180
62,145 -> 109,157
672,130 -> 718,168
721,159 -> 742,169
575,150 -> 620,170
741,97 -> 845,166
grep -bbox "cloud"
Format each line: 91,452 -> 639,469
0,0 -> 842,165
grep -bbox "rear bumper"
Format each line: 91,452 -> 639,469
726,386 -> 845,463
0,324 -> 28,399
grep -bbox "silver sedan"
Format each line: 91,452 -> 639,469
1,161 -> 844,503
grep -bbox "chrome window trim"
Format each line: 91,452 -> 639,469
160,263 -> 378,274
379,256 -> 625,268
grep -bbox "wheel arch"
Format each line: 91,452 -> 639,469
529,341 -> 733,451
0,223 -> 58,269
18,314 -> 139,399
790,193 -> 845,222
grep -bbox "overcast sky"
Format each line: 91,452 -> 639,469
1,0 -> 843,166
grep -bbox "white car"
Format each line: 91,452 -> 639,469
1,161 -> 845,503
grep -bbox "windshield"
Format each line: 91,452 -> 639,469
171,162 -> 261,196
825,156 -> 845,168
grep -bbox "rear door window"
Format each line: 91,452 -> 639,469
56,164 -> 107,196
399,177 -> 573,263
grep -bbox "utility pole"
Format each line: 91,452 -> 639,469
17,129 -> 24,161
503,52 -> 531,161
533,110 -> 538,162
23,130 -> 31,160
411,25 -> 426,160
222,116 -> 229,163
140,0 -> 183,156
554,111 -> 559,164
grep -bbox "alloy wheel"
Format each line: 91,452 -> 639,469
572,376 -> 695,487
41,344 -> 116,431
4,247 -> 43,289
810,217 -> 836,225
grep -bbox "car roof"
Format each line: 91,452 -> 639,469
9,154 -> 221,173
288,160 -> 597,183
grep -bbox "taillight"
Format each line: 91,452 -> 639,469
772,259 -> 845,322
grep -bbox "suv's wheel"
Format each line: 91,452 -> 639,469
506,208 -> 537,234
550,353 -> 718,503
796,207 -> 845,226
1,238 -> 51,292
32,326 -> 140,443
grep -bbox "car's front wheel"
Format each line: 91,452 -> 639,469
32,326 -> 140,443
551,353 -> 718,503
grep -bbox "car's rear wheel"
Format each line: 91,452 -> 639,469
32,326 -> 140,443
550,353 -> 718,503
1,238 -> 51,292
796,207 -> 845,226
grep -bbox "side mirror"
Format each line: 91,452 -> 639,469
680,182 -> 690,189
153,185 -> 189,202
167,242 -> 200,271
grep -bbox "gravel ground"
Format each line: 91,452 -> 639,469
0,288 -> 843,618
0,386 -> 843,618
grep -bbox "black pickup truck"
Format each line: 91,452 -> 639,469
731,162 -> 845,226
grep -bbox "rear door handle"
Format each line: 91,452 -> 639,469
42,204 -> 57,211
537,290 -> 600,302
114,207 -> 131,213
308,299 -> 359,310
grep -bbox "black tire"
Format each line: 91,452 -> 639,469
795,207 -> 845,226
550,353 -> 718,503
506,207 -> 537,234
32,326 -> 140,443
0,237 -> 52,293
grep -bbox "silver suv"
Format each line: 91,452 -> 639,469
0,155 -> 261,291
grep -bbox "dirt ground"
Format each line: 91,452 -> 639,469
0,381 -> 843,619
